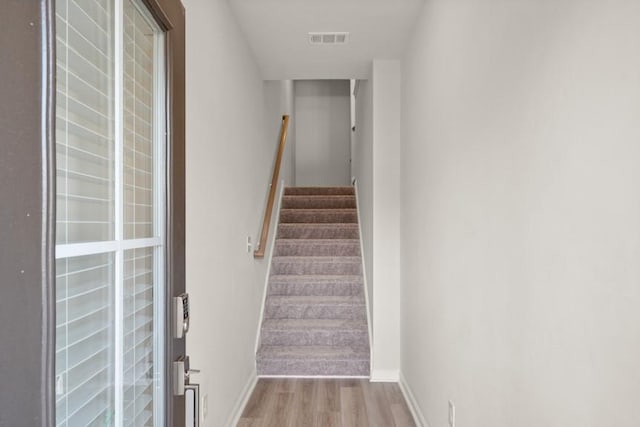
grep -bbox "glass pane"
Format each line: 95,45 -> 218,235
56,0 -> 115,244
123,248 -> 155,427
55,254 -> 115,427
56,0 -> 164,425
124,0 -> 156,240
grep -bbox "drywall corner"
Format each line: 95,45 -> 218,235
371,59 -> 402,375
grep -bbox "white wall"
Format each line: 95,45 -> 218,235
351,62 -> 402,381
294,80 -> 351,186
371,60 -> 402,379
352,79 -> 373,326
184,0 -> 272,425
264,80 -> 296,186
401,1 -> 640,426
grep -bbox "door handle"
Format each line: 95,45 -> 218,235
173,356 -> 200,395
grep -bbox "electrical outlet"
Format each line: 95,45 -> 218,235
246,236 -> 252,253
201,394 -> 208,420
448,400 -> 455,427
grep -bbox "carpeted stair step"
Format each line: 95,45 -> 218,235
281,195 -> 356,209
279,208 -> 357,224
265,295 -> 366,320
277,223 -> 359,239
256,345 -> 370,376
274,239 -> 360,257
260,319 -> 369,346
256,186 -> 369,377
284,186 -> 355,196
267,275 -> 364,297
271,256 -> 362,275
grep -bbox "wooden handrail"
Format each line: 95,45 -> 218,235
254,115 -> 290,258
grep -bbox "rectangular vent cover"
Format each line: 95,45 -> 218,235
309,32 -> 349,45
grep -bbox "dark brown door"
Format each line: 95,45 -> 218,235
0,1 -> 56,426
146,0 -> 188,425
0,1 -> 185,426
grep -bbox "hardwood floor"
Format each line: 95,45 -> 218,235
237,378 -> 417,427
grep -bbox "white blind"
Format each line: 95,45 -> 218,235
123,0 -> 155,241
56,1 -> 116,426
56,0 -> 115,245
123,248 -> 154,426
55,254 -> 115,426
121,4 -> 157,425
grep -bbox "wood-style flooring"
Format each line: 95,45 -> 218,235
237,378 -> 416,427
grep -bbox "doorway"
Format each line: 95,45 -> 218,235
294,80 -> 351,186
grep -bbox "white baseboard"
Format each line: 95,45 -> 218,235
226,369 -> 258,427
398,371 -> 429,427
258,375 -> 369,379
370,369 -> 399,382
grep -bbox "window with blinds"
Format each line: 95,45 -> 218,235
55,254 -> 115,426
56,0 -> 115,245
55,1 -> 165,426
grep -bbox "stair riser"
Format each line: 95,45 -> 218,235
265,303 -> 366,320
268,282 -> 363,297
260,329 -> 369,347
280,210 -> 358,224
282,197 -> 356,209
277,225 -> 359,239
257,359 -> 369,377
274,242 -> 360,257
271,261 -> 362,276
285,187 -> 355,196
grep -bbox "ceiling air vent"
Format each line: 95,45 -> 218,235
309,32 -> 349,45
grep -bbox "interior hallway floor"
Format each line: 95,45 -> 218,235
237,378 -> 416,426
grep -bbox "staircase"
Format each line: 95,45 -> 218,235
256,186 -> 370,377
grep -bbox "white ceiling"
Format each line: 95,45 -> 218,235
228,0 -> 425,80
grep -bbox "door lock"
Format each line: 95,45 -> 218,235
174,293 -> 190,338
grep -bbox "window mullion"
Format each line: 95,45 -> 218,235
114,0 -> 125,425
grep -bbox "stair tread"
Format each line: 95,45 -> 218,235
262,318 -> 367,330
269,274 -> 363,283
286,187 -> 354,190
277,224 -> 359,230
277,224 -> 359,237
268,277 -> 363,296
281,208 -> 356,212
282,194 -> 356,201
282,196 -> 357,209
272,256 -> 361,262
257,345 -> 370,360
285,187 -> 355,196
276,238 -> 359,244
283,195 -> 355,199
279,209 -> 358,224
266,295 -> 365,305
279,223 -> 358,227
274,240 -> 361,256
